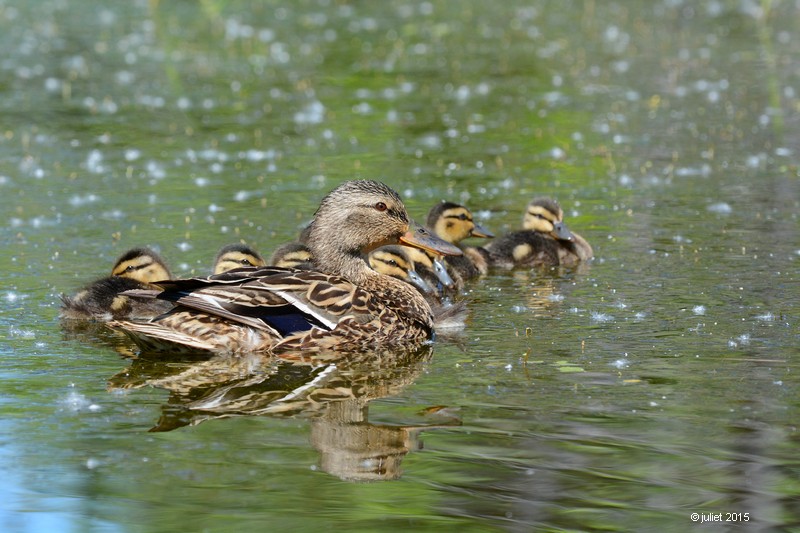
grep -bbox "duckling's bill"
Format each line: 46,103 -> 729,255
552,221 -> 575,241
431,257 -> 455,289
406,269 -> 434,294
471,222 -> 495,239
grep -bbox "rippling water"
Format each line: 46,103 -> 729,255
2,1 -> 799,531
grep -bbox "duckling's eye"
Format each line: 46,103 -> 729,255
458,214 -> 468,221
241,259 -> 253,266
374,202 -> 388,212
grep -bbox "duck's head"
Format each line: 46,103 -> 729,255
522,198 -> 574,241
111,247 -> 172,283
305,180 -> 461,281
213,243 -> 266,274
369,246 -> 434,294
426,201 -> 494,244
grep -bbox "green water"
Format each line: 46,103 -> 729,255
2,1 -> 799,531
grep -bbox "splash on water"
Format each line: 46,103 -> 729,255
61,390 -> 101,413
590,312 -> 614,323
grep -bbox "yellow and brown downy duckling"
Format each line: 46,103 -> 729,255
268,241 -> 313,270
426,201 -> 494,281
470,197 -> 593,269
110,180 -> 463,355
368,245 -> 434,296
60,247 -> 174,321
213,243 -> 267,274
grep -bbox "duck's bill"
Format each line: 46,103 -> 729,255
471,222 -> 495,239
551,221 -> 575,241
400,225 -> 463,256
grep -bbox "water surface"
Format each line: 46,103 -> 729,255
2,1 -> 799,531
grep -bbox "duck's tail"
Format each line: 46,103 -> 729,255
108,320 -> 220,354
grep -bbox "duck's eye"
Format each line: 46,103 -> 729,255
374,201 -> 388,212
241,259 -> 253,266
458,214 -> 469,221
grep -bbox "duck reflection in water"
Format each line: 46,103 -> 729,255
108,345 -> 460,482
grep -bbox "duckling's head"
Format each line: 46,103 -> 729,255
426,201 -> 494,244
369,245 -> 434,294
213,243 -> 266,274
522,198 -> 574,241
269,241 -> 313,269
110,247 -> 172,283
305,180 -> 461,280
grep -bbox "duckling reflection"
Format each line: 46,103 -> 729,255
107,345 -> 460,482
511,270 -> 566,314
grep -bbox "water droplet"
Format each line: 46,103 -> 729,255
707,202 -> 732,214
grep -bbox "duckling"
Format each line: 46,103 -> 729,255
110,180 -> 463,355
60,247 -> 174,321
368,245 -> 434,295
477,197 -> 593,268
269,241 -> 314,270
213,243 -> 267,274
426,201 -> 494,280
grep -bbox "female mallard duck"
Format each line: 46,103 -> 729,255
368,245 -> 434,295
426,201 -> 494,280
60,247 -> 174,321
110,180 -> 463,355
213,243 -> 267,274
468,197 -> 593,268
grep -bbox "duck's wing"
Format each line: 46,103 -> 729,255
122,267 -> 367,339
